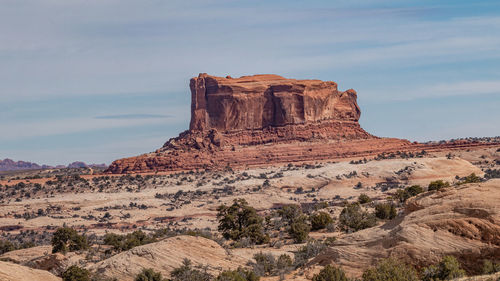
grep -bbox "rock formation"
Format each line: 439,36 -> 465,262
107,74 -> 411,173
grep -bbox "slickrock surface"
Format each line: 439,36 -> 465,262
0,261 -> 61,281
309,179 -> 500,277
89,235 -> 247,281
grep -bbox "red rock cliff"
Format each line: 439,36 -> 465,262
106,74 -> 415,173
189,74 -> 361,132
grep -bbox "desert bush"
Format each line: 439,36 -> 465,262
103,230 -> 155,252
482,260 -> 500,275
358,194 -> 372,204
460,173 -> 481,184
289,215 -> 310,243
310,212 -> 334,231
396,185 -> 423,203
362,258 -> 418,281
0,239 -> 16,254
294,240 -> 327,268
427,180 -> 450,192
62,265 -> 91,281
338,203 -> 376,232
217,199 -> 269,245
421,255 -> 465,281
374,203 -> 397,220
52,227 -> 88,254
252,252 -> 276,276
170,259 -> 213,281
312,265 -> 349,281
134,268 -> 164,281
278,204 -> 303,224
216,267 -> 259,281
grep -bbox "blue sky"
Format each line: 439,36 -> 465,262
1,0 -> 499,165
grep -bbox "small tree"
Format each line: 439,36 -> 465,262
428,180 -> 450,192
170,259 -> 213,281
358,194 -> 372,204
217,267 -> 259,281
362,258 -> 418,281
312,265 -> 349,281
135,268 -> 164,281
310,212 -> 334,231
422,256 -> 465,281
217,199 -> 269,244
62,265 -> 90,281
339,203 -> 376,232
374,203 -> 397,220
52,227 -> 88,254
289,215 -> 310,243
460,173 -> 481,184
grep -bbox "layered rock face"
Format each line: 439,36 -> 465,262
107,74 -> 411,173
190,74 -> 361,132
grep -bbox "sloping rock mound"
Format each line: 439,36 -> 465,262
310,179 -> 500,277
0,261 -> 61,281
89,235 -> 246,281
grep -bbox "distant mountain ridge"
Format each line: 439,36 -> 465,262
0,159 -> 107,172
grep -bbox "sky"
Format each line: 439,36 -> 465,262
1,0 -> 499,166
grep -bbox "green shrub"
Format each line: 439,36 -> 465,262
482,260 -> 500,275
358,194 -> 372,204
422,255 -> 465,281
216,268 -> 259,281
312,265 -> 349,281
278,204 -> 302,225
217,199 -> 269,245
427,180 -> 450,192
362,258 -> 418,281
0,240 -> 16,255
374,203 -> 397,220
52,227 -> 88,254
310,212 -> 334,231
134,268 -> 164,281
460,173 -> 481,184
104,230 -> 155,252
170,259 -> 213,281
276,254 -> 293,271
396,185 -> 423,202
62,265 -> 91,281
289,215 -> 310,243
339,203 -> 376,232
252,252 -> 276,276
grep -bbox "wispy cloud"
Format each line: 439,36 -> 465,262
95,114 -> 171,119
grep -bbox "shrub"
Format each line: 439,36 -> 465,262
427,180 -> 450,192
217,199 -> 269,245
170,259 -> 213,281
358,194 -> 372,204
278,204 -> 302,225
374,203 -> 397,220
104,230 -> 155,252
312,265 -> 349,281
310,212 -> 334,231
289,215 -> 310,243
422,255 -> 465,281
134,268 -> 164,281
62,265 -> 91,281
362,258 -> 418,281
216,268 -> 259,281
0,240 -> 16,255
460,173 -> 481,184
294,240 -> 327,268
482,259 -> 500,275
339,203 -> 376,232
252,252 -> 276,276
52,227 -> 88,254
396,185 -> 423,202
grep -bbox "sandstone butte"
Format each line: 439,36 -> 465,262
106,74 -> 497,174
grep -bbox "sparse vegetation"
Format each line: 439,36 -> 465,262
217,199 -> 269,245
310,212 -> 334,231
103,230 -> 155,253
170,259 -> 213,281
62,265 -> 91,281
427,180 -> 450,192
358,193 -> 372,204
422,255 -> 465,281
339,203 -> 376,232
312,265 -> 349,281
134,268 -> 165,281
216,267 -> 259,281
362,258 -> 418,281
51,227 -> 88,254
374,203 -> 397,220
395,185 -> 423,203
